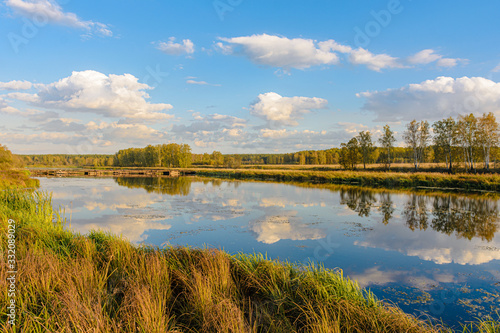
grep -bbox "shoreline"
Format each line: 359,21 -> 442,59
183,168 -> 500,193
25,166 -> 500,193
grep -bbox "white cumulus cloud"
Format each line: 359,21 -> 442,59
349,48 -> 403,72
5,0 -> 112,37
87,121 -> 165,145
0,131 -> 73,144
0,80 -> 32,90
0,96 -> 21,114
260,128 -> 294,139
218,34 -> 340,69
250,92 -> 328,127
156,37 -> 195,55
6,70 -> 173,121
337,122 -> 371,134
436,58 -> 465,68
407,49 -> 442,65
222,128 -> 243,137
218,34 -> 467,73
357,76 -> 500,122
217,34 -> 434,72
0,120 -> 167,149
407,49 -> 467,68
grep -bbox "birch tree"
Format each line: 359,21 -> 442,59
404,120 -> 430,170
456,113 -> 479,172
357,131 -> 374,170
433,117 -> 456,172
477,112 -> 499,170
379,125 -> 396,169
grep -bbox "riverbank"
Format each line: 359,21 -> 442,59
184,168 -> 500,193
1,188 -> 499,332
28,165 -> 500,193
0,169 -> 39,189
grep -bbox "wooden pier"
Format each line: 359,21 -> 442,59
30,168 -> 186,177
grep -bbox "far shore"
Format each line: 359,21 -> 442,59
25,164 -> 500,193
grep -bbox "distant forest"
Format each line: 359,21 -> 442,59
19,113 -> 500,171
19,146 -> 417,168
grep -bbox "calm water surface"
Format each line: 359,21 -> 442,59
38,176 -> 500,329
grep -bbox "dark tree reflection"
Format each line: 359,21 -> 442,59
403,194 -> 429,231
339,187 -> 499,241
340,188 -> 377,217
115,177 -> 193,196
378,192 -> 395,225
201,178 -> 223,187
431,196 -> 498,242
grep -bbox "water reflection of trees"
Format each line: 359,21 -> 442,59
201,178 -> 224,188
339,188 -> 499,241
403,195 -> 429,231
340,188 -> 393,222
378,192 -> 394,225
340,188 -> 377,217
115,177 -> 193,196
431,196 -> 498,241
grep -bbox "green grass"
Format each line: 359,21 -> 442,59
1,189 -> 499,332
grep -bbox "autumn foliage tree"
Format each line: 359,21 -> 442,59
403,120 -> 430,170
477,112 -> 500,170
114,143 -> 192,168
433,117 -> 456,173
339,137 -> 360,170
456,114 -> 480,172
357,131 -> 374,170
378,125 -> 396,169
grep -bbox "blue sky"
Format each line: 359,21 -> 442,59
1,0 -> 500,154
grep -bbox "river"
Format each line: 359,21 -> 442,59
38,176 -> 500,329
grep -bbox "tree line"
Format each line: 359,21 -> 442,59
339,113 -> 500,172
15,112 -> 500,171
114,144 -> 192,168
21,154 -> 114,168
19,148 -> 411,168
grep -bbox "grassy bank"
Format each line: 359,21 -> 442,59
183,168 -> 500,193
0,143 -> 39,189
190,163 -> 500,174
1,190 -> 500,332
0,169 -> 39,189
